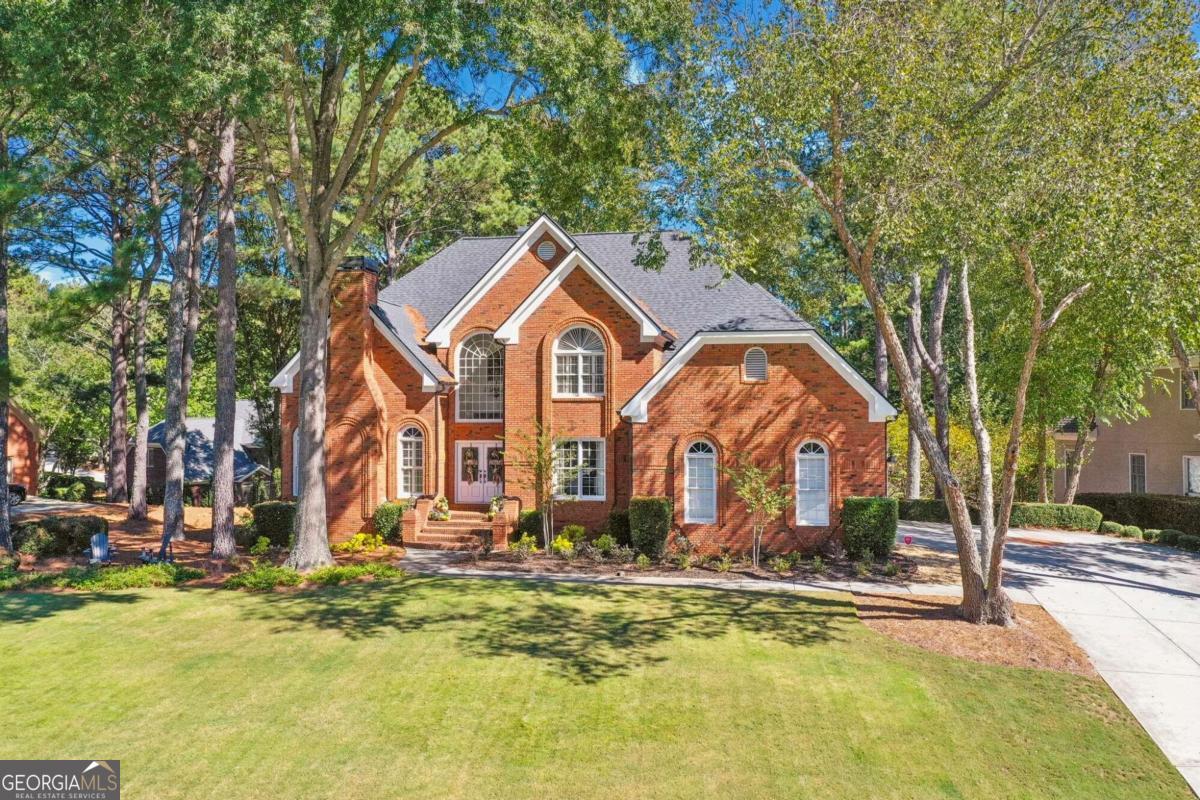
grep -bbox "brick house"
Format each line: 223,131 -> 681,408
272,215 -> 896,552
8,402 -> 40,494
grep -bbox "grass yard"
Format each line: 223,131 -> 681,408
0,577 -> 1190,800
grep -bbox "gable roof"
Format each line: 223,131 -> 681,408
494,248 -> 667,345
375,219 -> 813,363
145,400 -> 268,484
620,331 -> 899,424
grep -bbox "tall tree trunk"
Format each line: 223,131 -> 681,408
285,263 -> 335,570
129,169 -> 164,520
159,138 -> 209,556
0,130 -> 11,552
211,114 -> 239,559
905,274 -> 922,499
106,290 -> 130,502
873,320 -> 888,396
1062,351 -> 1110,504
926,264 -> 951,498
1035,407 -> 1049,502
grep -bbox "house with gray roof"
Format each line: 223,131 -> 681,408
272,215 -> 896,551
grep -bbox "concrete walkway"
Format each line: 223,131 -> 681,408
902,521 -> 1200,795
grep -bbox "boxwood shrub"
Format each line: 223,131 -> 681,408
518,509 -> 543,539
251,501 -> 296,547
842,497 -> 898,560
12,514 -> 109,558
1158,529 -> 1183,546
1075,492 -> 1200,537
606,509 -> 632,546
898,499 -> 984,524
372,500 -> 409,543
1099,520 -> 1124,535
1009,502 -> 1101,531
1143,529 -> 1162,543
629,496 -> 672,559
1122,525 -> 1144,540
1179,534 -> 1200,552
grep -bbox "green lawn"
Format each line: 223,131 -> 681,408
0,577 -> 1189,800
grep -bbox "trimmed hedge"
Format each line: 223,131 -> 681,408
1009,502 -> 1101,531
1159,529 -> 1183,546
900,498 -> 1099,531
12,514 -> 108,558
606,509 -> 631,547
373,500 -> 409,543
1075,493 -> 1200,537
518,510 -> 543,539
1180,534 -> 1200,552
629,496 -> 672,559
251,501 -> 296,547
1122,525 -> 1143,540
1099,520 -> 1124,535
842,497 -> 898,560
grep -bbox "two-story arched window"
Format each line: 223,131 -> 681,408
457,333 -> 505,421
684,440 -> 717,523
397,426 -> 425,497
795,441 -> 830,525
554,326 -> 605,397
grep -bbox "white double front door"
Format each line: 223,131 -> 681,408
456,441 -> 504,504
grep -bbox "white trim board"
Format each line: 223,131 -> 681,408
494,249 -> 664,345
620,331 -> 899,424
426,214 -> 576,348
269,352 -> 302,393
370,309 -> 448,393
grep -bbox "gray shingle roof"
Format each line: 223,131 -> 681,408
146,400 -> 268,484
374,230 -> 811,363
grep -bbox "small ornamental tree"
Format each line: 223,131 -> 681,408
502,425 -> 578,550
721,456 -> 792,569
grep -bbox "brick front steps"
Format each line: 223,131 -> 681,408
409,510 -> 491,551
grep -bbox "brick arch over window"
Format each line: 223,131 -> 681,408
537,316 -> 618,424
390,418 -> 430,498
670,432 -> 727,528
327,419 -> 374,521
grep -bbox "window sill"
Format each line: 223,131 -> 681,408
552,394 -> 604,401
554,494 -> 607,502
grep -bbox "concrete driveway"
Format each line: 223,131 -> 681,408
902,521 -> 1200,794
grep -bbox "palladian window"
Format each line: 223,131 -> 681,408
457,333 -> 505,421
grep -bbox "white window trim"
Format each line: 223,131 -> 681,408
396,427 -> 425,498
795,440 -> 830,526
291,428 -> 301,496
455,333 -> 504,423
1183,455 -> 1200,497
1129,452 -> 1147,494
1181,369 -> 1198,411
684,441 -> 718,524
621,331 -> 899,424
554,437 -> 607,501
743,347 -> 768,382
552,325 -> 606,398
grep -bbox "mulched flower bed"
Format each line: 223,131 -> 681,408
449,548 -> 924,583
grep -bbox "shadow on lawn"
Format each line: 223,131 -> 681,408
0,590 -> 143,625
242,576 -> 852,684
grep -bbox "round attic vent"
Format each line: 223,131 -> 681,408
536,240 -> 557,261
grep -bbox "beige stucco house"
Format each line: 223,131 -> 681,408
1054,365 -> 1200,500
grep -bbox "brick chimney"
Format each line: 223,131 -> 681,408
328,256 -> 381,392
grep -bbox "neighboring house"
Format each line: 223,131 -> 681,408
1054,364 -> 1200,499
129,400 -> 270,504
272,215 -> 897,551
7,401 -> 40,494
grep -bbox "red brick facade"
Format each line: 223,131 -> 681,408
8,404 -> 39,493
280,246 -> 889,551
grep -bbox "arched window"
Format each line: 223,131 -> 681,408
795,441 -> 829,525
554,326 -> 606,397
397,426 -> 425,497
291,427 -> 301,496
685,440 -> 717,523
743,347 -> 768,382
457,333 -> 504,421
